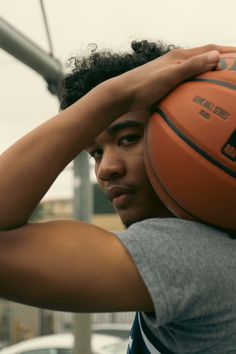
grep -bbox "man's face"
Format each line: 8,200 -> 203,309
86,109 -> 171,227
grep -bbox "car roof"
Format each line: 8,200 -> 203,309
0,333 -> 124,354
92,323 -> 130,339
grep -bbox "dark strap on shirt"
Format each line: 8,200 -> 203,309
127,312 -> 174,354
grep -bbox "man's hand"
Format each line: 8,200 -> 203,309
112,44 -> 236,112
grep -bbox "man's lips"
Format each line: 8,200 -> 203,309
106,185 -> 136,209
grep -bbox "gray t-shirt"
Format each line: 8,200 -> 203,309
115,218 -> 236,353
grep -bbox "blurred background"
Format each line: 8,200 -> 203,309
0,0 -> 236,352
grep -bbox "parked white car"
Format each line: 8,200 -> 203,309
0,332 -> 129,354
92,323 -> 130,340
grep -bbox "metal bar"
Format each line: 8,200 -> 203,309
0,16 -> 64,94
73,152 -> 93,354
39,0 -> 54,56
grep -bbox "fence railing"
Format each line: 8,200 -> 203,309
0,300 -> 134,347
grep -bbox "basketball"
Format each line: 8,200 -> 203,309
144,52 -> 236,232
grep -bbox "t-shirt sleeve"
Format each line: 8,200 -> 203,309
114,218 -> 223,327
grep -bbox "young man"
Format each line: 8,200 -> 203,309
0,41 -> 236,353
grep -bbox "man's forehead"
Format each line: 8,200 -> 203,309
107,118 -> 144,134
113,109 -> 149,125
108,109 -> 150,132
87,110 -> 149,148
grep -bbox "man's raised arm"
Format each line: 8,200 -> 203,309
0,45 -> 227,229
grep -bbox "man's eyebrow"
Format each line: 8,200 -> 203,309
107,120 -> 144,134
85,120 -> 144,150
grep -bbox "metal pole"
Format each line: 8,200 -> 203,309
0,17 -> 64,94
73,152 -> 93,354
39,0 -> 55,57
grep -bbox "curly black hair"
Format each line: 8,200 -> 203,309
58,40 -> 176,110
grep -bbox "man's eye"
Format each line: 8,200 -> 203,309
119,135 -> 141,146
89,149 -> 103,160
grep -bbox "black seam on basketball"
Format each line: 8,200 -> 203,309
156,109 -> 236,179
189,78 -> 236,91
144,131 -> 201,222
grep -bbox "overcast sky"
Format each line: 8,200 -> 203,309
1,0 -> 236,199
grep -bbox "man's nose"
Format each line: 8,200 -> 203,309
97,151 -> 126,181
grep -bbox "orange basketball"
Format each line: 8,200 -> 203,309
144,53 -> 236,232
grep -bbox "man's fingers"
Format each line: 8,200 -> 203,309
154,50 -> 221,99
174,44 -> 236,60
176,50 -> 221,81
201,44 -> 236,54
127,43 -> 236,111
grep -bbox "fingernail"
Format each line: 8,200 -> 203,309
206,50 -> 220,63
215,62 -> 222,71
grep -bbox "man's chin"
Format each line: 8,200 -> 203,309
119,212 -> 147,229
118,207 -> 173,228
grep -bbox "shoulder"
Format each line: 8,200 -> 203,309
115,218 -> 234,275
115,218 -> 236,328
115,217 -> 230,250
115,217 -> 236,320
115,218 -> 231,242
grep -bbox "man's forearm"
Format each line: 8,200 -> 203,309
0,81 -> 125,230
